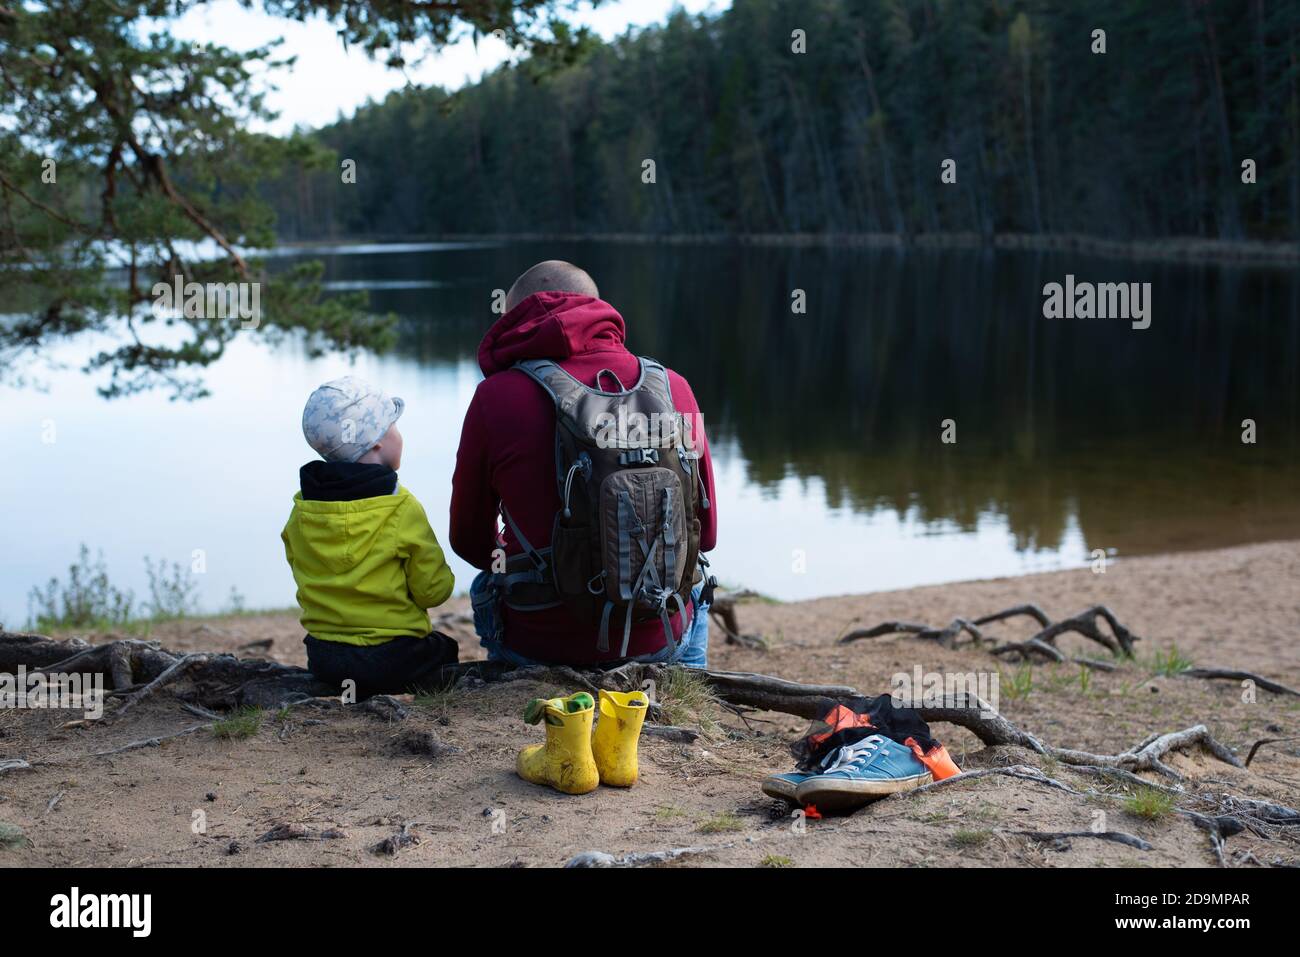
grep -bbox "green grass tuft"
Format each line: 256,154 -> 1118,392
949,828 -> 993,848
1001,666 -> 1034,702
413,685 -> 462,723
697,811 -> 745,834
654,805 -> 688,821
0,823 -> 30,850
1124,786 -> 1177,820
212,706 -> 264,740
657,666 -> 723,736
1143,645 -> 1194,677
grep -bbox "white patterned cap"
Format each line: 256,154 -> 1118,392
302,376 -> 405,463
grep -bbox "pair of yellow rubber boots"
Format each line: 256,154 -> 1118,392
516,690 -> 648,795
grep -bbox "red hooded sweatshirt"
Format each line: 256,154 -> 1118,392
449,291 -> 717,663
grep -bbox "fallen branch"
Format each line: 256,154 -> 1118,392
1072,656 -> 1119,673
108,653 -> 208,723
92,723 -> 212,756
1,631 -> 334,711
709,594 -> 767,649
1177,810 -> 1245,866
1016,829 -> 1152,851
1063,764 -> 1185,794
181,703 -> 224,721
910,698 -> 1048,752
256,823 -> 346,843
974,604 -> 1053,629
841,618 -> 984,649
1244,735 -> 1300,767
0,758 -> 31,774
844,604 -> 1140,661
1050,725 -> 1243,781
1211,795 -> 1300,829
673,669 -> 859,720
1181,669 -> 1300,697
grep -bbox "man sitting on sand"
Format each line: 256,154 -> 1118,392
450,260 -> 717,667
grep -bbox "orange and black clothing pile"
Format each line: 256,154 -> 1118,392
792,694 -> 961,781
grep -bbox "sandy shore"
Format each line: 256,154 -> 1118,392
2,539 -> 1298,867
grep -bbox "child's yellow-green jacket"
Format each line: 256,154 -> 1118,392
281,486 -> 455,646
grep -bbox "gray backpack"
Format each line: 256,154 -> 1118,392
496,357 -> 709,657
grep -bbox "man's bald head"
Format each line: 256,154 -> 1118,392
505,260 -> 599,312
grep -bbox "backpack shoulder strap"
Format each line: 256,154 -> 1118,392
513,358 -> 569,406
513,358 -> 595,424
632,356 -> 673,408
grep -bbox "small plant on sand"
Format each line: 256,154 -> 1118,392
1124,786 -> 1177,821
1144,645 -> 1194,678
949,828 -> 993,849
658,666 -> 723,736
144,556 -> 200,620
27,544 -> 136,632
654,805 -> 688,821
212,706 -> 264,740
1001,666 -> 1034,702
1077,664 -> 1093,695
698,811 -> 745,834
916,809 -> 952,824
224,587 -> 247,615
760,854 -> 793,868
0,823 -> 31,850
413,685 -> 462,723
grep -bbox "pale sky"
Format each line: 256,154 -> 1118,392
169,0 -> 723,133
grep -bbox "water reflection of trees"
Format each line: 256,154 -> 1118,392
372,244 -> 1300,556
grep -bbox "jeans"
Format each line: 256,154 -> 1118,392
471,570 -> 709,669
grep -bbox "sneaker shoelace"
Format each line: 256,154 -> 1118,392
820,734 -> 893,774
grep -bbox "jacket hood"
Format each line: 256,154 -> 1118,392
300,460 -> 398,502
288,485 -> 408,574
478,291 -> 627,376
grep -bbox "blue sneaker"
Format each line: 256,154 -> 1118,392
794,734 -> 932,812
761,771 -> 815,803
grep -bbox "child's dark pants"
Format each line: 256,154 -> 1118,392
304,631 -> 459,700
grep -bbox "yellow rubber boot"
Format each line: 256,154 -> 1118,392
592,689 -> 650,787
516,692 -> 599,795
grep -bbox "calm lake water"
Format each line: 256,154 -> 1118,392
3,240 -> 1299,624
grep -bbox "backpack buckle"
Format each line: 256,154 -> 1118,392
619,448 -> 659,466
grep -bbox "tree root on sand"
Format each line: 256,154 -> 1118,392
840,603 -> 1139,664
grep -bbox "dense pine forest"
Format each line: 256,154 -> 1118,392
271,0 -> 1300,244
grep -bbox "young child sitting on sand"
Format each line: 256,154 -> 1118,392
282,375 -> 457,699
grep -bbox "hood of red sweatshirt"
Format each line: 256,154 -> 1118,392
478,292 -> 627,376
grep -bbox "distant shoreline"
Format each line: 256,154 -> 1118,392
274,231 -> 1300,267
